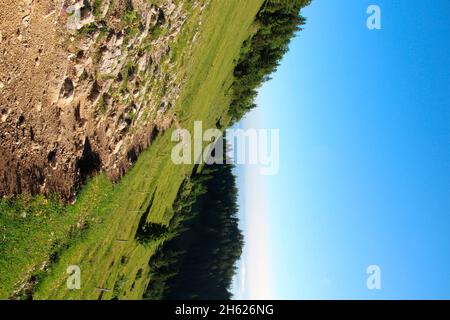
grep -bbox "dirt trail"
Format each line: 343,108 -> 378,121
0,0 -> 73,197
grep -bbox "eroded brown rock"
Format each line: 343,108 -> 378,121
0,0 -> 208,200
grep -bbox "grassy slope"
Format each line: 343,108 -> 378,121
0,0 -> 264,299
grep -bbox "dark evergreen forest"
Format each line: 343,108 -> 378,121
143,0 -> 310,299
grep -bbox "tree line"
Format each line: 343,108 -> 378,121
143,162 -> 242,300
141,0 -> 310,300
229,0 -> 310,122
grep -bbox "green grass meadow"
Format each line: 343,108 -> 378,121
0,0 -> 264,299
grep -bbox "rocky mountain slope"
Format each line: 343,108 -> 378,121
0,0 -> 206,200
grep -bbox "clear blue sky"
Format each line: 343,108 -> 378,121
235,0 -> 450,299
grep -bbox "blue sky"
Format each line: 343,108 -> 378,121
234,0 -> 450,299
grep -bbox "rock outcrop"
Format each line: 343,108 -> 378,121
0,0 -> 209,200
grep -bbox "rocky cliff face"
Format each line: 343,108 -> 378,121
0,0 -> 208,200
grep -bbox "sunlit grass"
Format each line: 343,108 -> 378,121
0,0 -> 264,300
